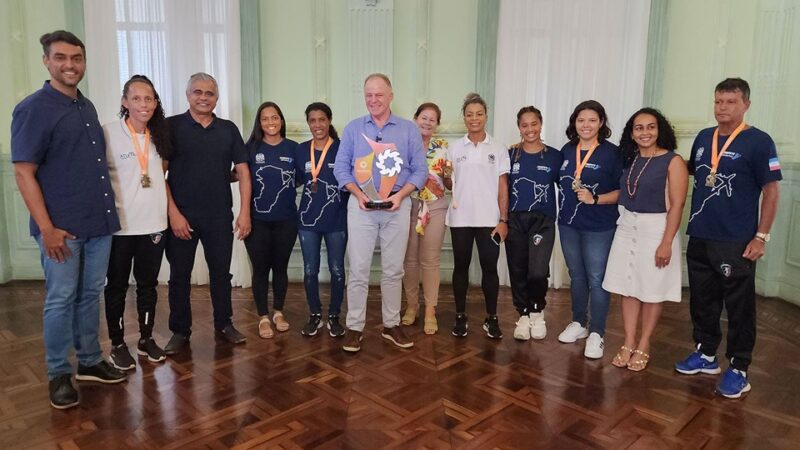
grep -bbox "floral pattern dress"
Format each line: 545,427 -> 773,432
412,137 -> 449,234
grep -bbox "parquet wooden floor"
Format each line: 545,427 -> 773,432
0,281 -> 799,449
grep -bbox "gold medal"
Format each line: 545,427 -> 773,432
705,172 -> 716,188
310,180 -> 318,193
141,174 -> 151,188
572,178 -> 581,191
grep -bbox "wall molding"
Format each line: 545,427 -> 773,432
475,0 -> 499,133
413,0 -> 431,105
313,0 -> 331,102
643,0 -> 669,107
347,0 -> 394,119
240,0 -> 262,131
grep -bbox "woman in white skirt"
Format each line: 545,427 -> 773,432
603,108 -> 688,371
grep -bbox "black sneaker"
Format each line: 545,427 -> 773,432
327,315 -> 346,337
483,315 -> 503,339
110,344 -> 136,371
76,360 -> 127,384
49,374 -> 79,409
164,333 -> 189,355
301,314 -> 323,336
217,324 -> 247,344
452,313 -> 469,337
137,338 -> 166,363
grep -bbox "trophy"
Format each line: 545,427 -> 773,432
355,134 -> 404,209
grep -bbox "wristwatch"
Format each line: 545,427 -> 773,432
755,232 -> 770,243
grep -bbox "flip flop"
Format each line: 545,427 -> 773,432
258,317 -> 274,339
273,312 -> 290,332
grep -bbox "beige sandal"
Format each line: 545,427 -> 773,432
401,305 -> 419,326
612,346 -> 634,368
273,312 -> 290,332
627,349 -> 650,372
423,313 -> 438,335
258,317 -> 274,339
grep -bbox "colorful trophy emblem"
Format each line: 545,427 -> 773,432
355,134 -> 404,209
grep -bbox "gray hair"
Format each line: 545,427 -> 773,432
185,72 -> 218,94
363,73 -> 392,89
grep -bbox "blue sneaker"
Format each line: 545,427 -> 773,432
675,350 -> 721,375
716,367 -> 751,398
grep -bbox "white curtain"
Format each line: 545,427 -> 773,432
84,0 -> 251,287
493,0 -> 651,287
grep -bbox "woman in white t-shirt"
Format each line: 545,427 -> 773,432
445,93 -> 511,340
103,75 -> 171,370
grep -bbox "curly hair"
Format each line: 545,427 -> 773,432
565,100 -> 612,144
119,75 -> 171,160
619,107 -> 677,167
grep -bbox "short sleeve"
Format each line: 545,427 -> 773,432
497,145 -> 511,176
687,135 -> 701,175
11,105 -> 49,164
753,134 -> 782,187
231,124 -> 248,165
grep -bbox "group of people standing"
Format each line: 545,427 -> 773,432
10,30 -> 781,410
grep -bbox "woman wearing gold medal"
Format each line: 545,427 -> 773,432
603,108 -> 688,371
401,102 -> 449,335
556,100 -> 622,359
103,75 -> 172,369
295,102 -> 349,338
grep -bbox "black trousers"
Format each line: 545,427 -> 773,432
451,227 -> 500,315
166,216 -> 234,334
505,211 -> 555,316
104,231 -> 166,345
686,237 -> 757,371
244,218 -> 298,316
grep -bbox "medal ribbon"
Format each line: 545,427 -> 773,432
574,140 -> 599,180
310,137 -> 333,185
710,121 -> 747,174
125,119 -> 150,179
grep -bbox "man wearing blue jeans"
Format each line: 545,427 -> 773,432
333,73 -> 428,352
11,30 -> 127,410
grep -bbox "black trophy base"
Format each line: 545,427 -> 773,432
365,200 -> 393,210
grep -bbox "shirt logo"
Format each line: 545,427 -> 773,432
304,161 -> 312,172
512,162 -> 520,174
695,147 -> 705,161
721,151 -> 741,160
537,165 -> 551,173
456,156 -> 467,164
560,160 -> 569,170
584,163 -> 600,170
120,151 -> 136,160
255,153 -> 266,164
327,162 -> 335,168
280,157 -> 293,163
488,154 -> 496,164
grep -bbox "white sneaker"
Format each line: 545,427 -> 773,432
558,321 -> 589,343
529,312 -> 546,340
584,332 -> 604,359
513,315 -> 531,340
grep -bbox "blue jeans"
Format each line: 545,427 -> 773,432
36,235 -> 112,379
558,225 -> 615,336
298,229 -> 347,316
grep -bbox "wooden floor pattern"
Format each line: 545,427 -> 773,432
1,281 -> 799,449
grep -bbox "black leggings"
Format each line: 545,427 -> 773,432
450,227 -> 500,315
244,218 -> 298,316
105,231 -> 166,345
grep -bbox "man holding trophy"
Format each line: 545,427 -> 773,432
334,73 -> 428,352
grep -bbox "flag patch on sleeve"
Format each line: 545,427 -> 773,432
769,157 -> 781,171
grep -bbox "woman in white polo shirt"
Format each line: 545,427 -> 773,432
103,75 -> 171,370
445,92 -> 511,339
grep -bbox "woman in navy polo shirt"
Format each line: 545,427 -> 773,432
244,101 -> 298,338
294,102 -> 349,338
556,100 -> 622,359
506,106 -> 562,341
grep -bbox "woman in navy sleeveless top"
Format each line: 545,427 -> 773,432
603,108 -> 688,371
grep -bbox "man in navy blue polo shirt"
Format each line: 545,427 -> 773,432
333,73 -> 428,352
162,73 -> 252,355
675,78 -> 781,399
11,30 -> 127,410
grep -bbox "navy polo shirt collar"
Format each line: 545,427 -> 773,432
182,110 -> 218,129
42,80 -> 87,106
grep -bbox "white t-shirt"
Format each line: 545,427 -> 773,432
446,133 -> 510,227
103,118 -> 168,235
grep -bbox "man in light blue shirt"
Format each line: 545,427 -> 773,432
333,73 -> 427,352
